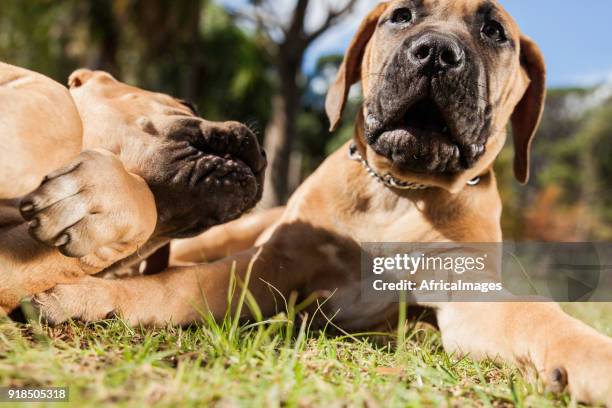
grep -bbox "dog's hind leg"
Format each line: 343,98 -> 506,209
170,207 -> 285,264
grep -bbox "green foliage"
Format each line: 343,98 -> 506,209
0,0 -> 273,133
497,86 -> 612,240
0,0 -> 83,81
198,3 -> 273,125
3,301 -> 608,406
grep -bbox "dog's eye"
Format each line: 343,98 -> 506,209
177,99 -> 199,115
390,8 -> 412,24
481,20 -> 507,43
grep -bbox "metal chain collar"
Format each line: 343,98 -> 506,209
348,143 -> 481,190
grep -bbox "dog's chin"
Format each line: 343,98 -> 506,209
366,99 -> 487,175
370,128 -> 465,174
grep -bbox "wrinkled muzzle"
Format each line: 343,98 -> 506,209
364,31 -> 492,174
142,118 -> 267,238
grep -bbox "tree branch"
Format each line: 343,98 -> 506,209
286,0 -> 310,40
227,0 -> 357,58
305,0 -> 357,44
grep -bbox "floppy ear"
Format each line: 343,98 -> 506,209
325,3 -> 389,131
511,35 -> 546,184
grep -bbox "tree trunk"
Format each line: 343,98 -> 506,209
181,1 -> 203,102
260,58 -> 301,208
244,0 -> 355,207
288,150 -> 303,193
87,0 -> 121,77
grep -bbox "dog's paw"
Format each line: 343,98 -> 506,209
544,334 -> 612,406
32,277 -> 118,324
20,149 -> 157,265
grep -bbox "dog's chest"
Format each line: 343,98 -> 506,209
346,193 -> 447,243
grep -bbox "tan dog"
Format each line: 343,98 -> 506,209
31,1 -> 612,405
0,65 -> 266,312
0,62 -> 82,199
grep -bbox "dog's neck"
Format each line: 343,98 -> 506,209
348,142 -> 433,190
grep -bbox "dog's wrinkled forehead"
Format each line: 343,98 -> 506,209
365,0 -> 522,70
377,0 -> 519,32
69,69 -> 196,121
415,0 -> 517,22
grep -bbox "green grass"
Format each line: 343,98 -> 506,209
1,302 -> 610,407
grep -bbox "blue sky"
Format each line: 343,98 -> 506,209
219,0 -> 612,88
497,0 -> 612,87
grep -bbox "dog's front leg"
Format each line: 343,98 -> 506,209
170,206 -> 285,265
33,240 -> 311,327
33,221 -> 353,326
436,302 -> 612,406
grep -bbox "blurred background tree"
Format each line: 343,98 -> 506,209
0,0 -> 273,128
496,86 -> 612,241
1,0 -> 611,240
225,0 -> 357,207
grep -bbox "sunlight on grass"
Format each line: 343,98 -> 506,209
1,299 -> 610,406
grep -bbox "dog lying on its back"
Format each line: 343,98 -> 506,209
0,64 -> 266,312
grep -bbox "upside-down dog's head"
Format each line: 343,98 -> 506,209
68,70 -> 266,237
326,0 -> 546,192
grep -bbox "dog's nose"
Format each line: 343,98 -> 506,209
409,33 -> 465,72
200,121 -> 267,174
